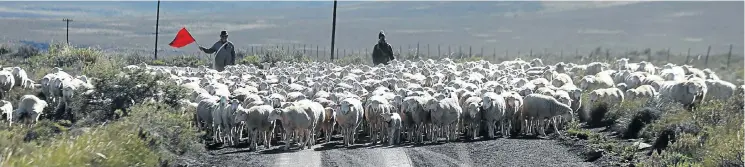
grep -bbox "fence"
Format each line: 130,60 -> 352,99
240,43 -> 741,69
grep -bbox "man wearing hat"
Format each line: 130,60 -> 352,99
372,30 -> 395,66
199,30 -> 236,72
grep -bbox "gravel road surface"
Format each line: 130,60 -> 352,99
176,137 -> 596,167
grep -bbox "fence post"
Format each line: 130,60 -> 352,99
560,49 -> 564,60
438,44 -> 441,59
704,45 -> 711,68
303,44 -> 306,55
416,43 -> 420,59
529,49 -> 533,58
459,46 -> 462,59
316,45 -> 319,60
480,47 -> 484,58
448,45 -> 451,58
467,46 -> 472,58
427,44 -> 430,59
605,49 -> 610,61
685,48 -> 691,64
727,44 -> 733,68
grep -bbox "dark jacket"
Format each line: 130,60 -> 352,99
372,42 -> 395,65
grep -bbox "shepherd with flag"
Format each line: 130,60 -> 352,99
169,27 -> 236,72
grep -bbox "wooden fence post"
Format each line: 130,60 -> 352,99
666,48 -> 671,62
605,49 -> 610,61
727,44 -> 733,68
704,45 -> 711,68
529,49 -> 533,58
685,48 -> 691,64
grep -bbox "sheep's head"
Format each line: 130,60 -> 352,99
268,108 -> 284,121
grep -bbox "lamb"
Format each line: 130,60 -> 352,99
625,85 -> 657,100
233,104 -> 275,150
703,79 -> 736,102
520,94 -> 573,136
13,95 -> 48,125
380,112 -> 402,145
335,98 -> 365,147
1,100 -> 12,126
481,92 -> 507,139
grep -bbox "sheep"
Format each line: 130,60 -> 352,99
335,98 -> 365,147
212,96 -> 229,144
13,95 -> 48,125
501,92 -> 523,136
11,67 -> 30,88
579,75 -> 614,91
365,95 -> 392,145
233,104 -> 275,150
658,79 -> 707,109
625,85 -> 657,100
588,88 -> 625,108
520,94 -> 573,136
481,92 -> 507,139
380,112 -> 403,145
703,79 -> 736,102
551,73 -> 573,88
401,96 -> 432,144
320,107 -> 336,143
424,93 -> 462,142
195,96 -> 219,138
0,71 -> 14,99
461,96 -> 482,140
1,100 -> 12,126
268,102 -> 316,150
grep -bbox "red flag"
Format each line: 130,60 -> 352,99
169,27 -> 196,48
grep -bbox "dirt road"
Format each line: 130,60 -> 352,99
176,137 -> 595,167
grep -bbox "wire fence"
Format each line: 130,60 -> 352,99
239,43 -> 742,70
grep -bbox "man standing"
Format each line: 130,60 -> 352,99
372,30 -> 395,66
199,30 -> 236,72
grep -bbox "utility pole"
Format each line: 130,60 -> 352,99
62,18 -> 73,45
154,0 -> 160,60
330,0 -> 337,61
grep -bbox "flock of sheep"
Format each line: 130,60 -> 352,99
0,57 -> 742,152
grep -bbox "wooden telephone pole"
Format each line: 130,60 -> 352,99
330,0 -> 338,61
154,0 -> 161,60
62,18 -> 73,45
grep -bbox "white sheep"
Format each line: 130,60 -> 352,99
268,101 -> 316,150
233,104 -> 275,150
336,98 -> 365,147
703,79 -> 736,102
11,67 -> 30,88
461,96 -> 482,140
520,94 -> 573,136
1,100 -> 12,126
481,92 -> 506,139
0,71 -> 14,98
658,79 -> 707,109
588,88 -> 625,108
424,93 -> 462,142
14,95 -> 48,125
625,85 -> 657,100
380,112 -> 402,145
